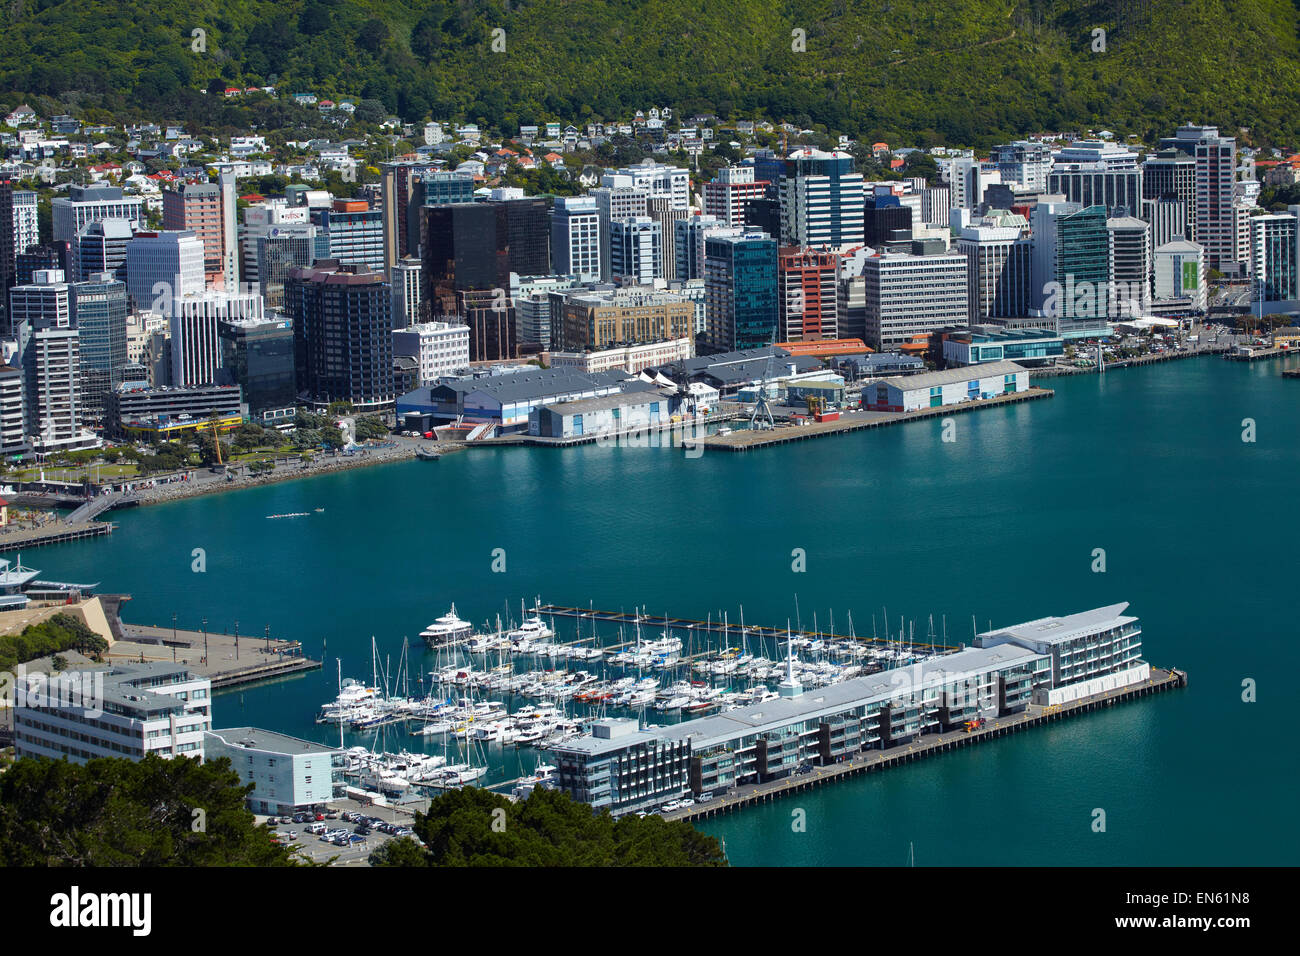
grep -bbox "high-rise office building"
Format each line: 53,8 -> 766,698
1142,149 -> 1196,238
380,160 -> 435,275
777,246 -> 838,342
550,196 -> 602,281
1106,216 -> 1152,318
52,185 -> 144,244
558,288 -> 694,352
218,316 -> 297,427
704,166 -> 770,226
390,256 -> 424,327
163,181 -> 229,287
1164,126 -> 1237,271
646,198 -> 689,281
601,162 -> 690,210
591,186 -> 649,282
1250,209 -> 1300,303
457,288 -> 516,363
0,179 -> 15,334
704,232 -> 779,352
957,222 -> 1033,320
421,199 -> 550,315
125,231 -> 206,314
169,290 -> 264,387
288,261 -> 394,412
779,149 -> 865,248
1031,202 -> 1111,333
316,199 -> 385,273
70,272 -> 129,423
72,219 -> 135,283
609,217 -> 663,285
861,246 -> 969,352
1141,197 -> 1188,251
1047,164 -> 1143,218
16,242 -> 71,287
1153,240 -> 1206,311
674,215 -> 739,282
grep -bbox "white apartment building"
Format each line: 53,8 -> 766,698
14,663 -> 212,763
704,165 -> 768,226
204,727 -> 344,814
12,189 -> 38,254
1106,216 -> 1152,317
550,196 -> 602,281
392,321 -> 470,385
602,161 -> 691,210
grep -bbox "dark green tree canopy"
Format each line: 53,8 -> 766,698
370,787 -> 727,867
0,755 -> 298,867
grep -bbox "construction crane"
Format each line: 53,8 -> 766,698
749,349 -> 776,430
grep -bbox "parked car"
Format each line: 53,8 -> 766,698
697,792 -> 714,803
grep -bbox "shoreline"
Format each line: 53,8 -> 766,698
123,443 -> 460,509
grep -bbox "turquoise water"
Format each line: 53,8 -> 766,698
28,354 -> 1300,865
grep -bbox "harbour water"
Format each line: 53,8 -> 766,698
29,354 -> 1300,865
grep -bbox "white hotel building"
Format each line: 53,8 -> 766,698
14,663 -> 212,763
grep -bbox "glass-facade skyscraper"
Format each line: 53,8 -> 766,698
69,272 -> 129,424
705,232 -> 779,352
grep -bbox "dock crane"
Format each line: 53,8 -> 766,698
749,349 -> 776,431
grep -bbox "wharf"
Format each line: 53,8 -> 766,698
669,666 -> 1188,823
110,619 -> 321,689
699,388 -> 1052,452
537,603 -> 959,651
477,409 -> 743,449
1224,347 -> 1290,362
0,521 -> 113,552
1281,366 -> 1300,379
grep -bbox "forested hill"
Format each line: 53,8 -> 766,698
3,0 -> 1300,147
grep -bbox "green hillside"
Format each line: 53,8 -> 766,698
2,0 -> 1300,147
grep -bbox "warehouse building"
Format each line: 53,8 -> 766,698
868,360 -> 1027,411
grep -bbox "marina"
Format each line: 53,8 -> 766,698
309,597 -> 953,800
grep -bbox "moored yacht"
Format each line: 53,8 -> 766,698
419,604 -> 473,647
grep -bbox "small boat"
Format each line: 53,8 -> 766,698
416,446 -> 441,461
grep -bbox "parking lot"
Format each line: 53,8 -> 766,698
259,797 -> 426,867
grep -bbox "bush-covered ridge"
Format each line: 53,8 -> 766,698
2,1 -> 1300,147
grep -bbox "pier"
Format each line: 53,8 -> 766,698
1224,346 -> 1290,362
108,616 -> 321,689
698,388 -> 1052,452
669,666 -> 1188,823
536,603 -> 960,650
0,521 -> 114,553
477,409 -> 744,449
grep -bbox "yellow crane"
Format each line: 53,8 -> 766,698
209,417 -> 223,466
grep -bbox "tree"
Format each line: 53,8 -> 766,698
371,787 -> 727,867
0,755 -> 299,866
357,19 -> 389,55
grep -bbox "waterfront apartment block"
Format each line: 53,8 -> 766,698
205,727 -> 346,815
554,604 -> 1145,815
549,337 -> 693,374
14,663 -> 212,764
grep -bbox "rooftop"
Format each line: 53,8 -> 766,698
207,726 -> 341,756
881,360 -> 1027,390
976,602 -> 1137,648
